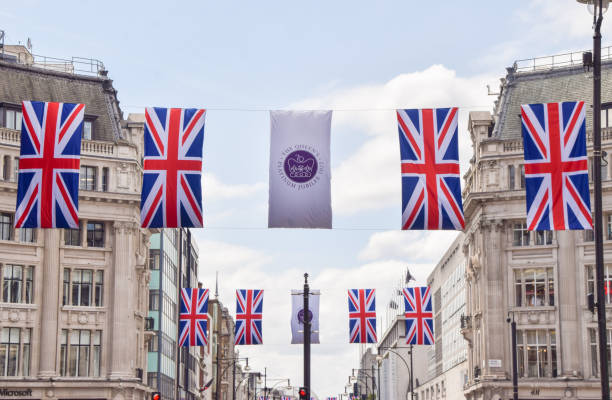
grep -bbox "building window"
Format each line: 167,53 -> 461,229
4,109 -> 22,131
0,327 -> 30,377
586,264 -> 612,304
508,165 -> 515,189
2,265 -> 33,304
63,269 -> 103,307
534,230 -> 553,245
79,166 -> 96,191
590,156 -> 609,182
18,228 -> 36,243
83,121 -> 92,141
517,329 -> 557,378
101,167 -> 108,192
608,215 -> 612,241
514,268 -> 554,307
513,223 -> 530,246
519,164 -> 525,189
87,222 -> 104,248
2,156 -> 9,181
589,328 -> 612,377
585,229 -> 595,242
60,329 -> 101,377
149,290 -> 160,311
147,371 -> 158,389
149,249 -> 160,270
64,224 -> 82,246
0,213 -> 12,241
94,271 -> 103,307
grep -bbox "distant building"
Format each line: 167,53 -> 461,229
411,235 -> 468,400
146,229 -> 200,400
210,297 -> 247,400
460,48 -> 612,399
0,44 -> 150,399
377,272 -> 429,400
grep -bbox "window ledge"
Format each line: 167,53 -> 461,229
61,306 -> 106,312
507,244 -> 557,250
0,303 -> 36,309
510,306 -> 555,312
0,240 -> 41,247
60,245 -> 111,252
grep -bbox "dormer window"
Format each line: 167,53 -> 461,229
2,105 -> 22,131
83,120 -> 93,140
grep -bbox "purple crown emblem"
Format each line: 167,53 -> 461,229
283,150 -> 318,183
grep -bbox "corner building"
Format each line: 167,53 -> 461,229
0,46 -> 151,399
146,228 -> 200,400
461,49 -> 612,399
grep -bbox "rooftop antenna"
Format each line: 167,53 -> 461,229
215,271 -> 219,298
0,30 -> 5,57
26,37 -> 31,52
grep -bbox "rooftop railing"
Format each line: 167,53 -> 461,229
512,46 -> 612,73
31,54 -> 106,77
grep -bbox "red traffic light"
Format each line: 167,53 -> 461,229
151,392 -> 161,400
299,387 -> 308,400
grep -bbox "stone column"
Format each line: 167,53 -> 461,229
484,220 -> 506,377
558,231 -> 580,375
110,221 -> 135,379
38,229 -> 60,378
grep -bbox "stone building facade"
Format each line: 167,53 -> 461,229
411,234 -> 468,400
0,47 -> 151,399
460,51 -> 612,400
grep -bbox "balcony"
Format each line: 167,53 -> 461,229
0,127 -> 116,157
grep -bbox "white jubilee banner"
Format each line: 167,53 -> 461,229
268,110 -> 332,228
291,289 -> 320,344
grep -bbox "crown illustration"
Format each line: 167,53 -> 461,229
287,154 -> 315,178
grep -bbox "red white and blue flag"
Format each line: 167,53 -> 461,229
348,289 -> 377,344
397,108 -> 464,230
521,102 -> 592,230
141,107 -> 205,228
15,101 -> 84,228
235,289 -> 263,345
403,286 -> 434,345
179,288 -> 209,347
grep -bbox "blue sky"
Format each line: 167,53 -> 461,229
2,0 -> 608,397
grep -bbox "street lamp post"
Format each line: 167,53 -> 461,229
507,313 -> 518,400
577,1 -> 611,399
378,347 -> 413,400
217,357 -> 249,400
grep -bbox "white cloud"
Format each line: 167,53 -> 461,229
293,65 -> 494,215
358,230 -> 459,263
204,173 -> 265,201
197,239 -> 272,273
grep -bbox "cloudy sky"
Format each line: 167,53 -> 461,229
3,0 -> 611,397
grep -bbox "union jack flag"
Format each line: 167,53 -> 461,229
141,107 -> 206,228
15,101 -> 84,228
397,108 -> 464,230
235,289 -> 263,345
521,102 -> 592,230
348,289 -> 377,343
404,286 -> 434,345
179,288 -> 209,346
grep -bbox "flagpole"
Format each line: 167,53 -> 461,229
303,273 -> 311,399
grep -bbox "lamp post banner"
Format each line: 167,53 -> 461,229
268,110 -> 332,228
291,289 -> 320,344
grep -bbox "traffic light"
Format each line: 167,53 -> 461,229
151,392 -> 161,400
298,387 -> 308,400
